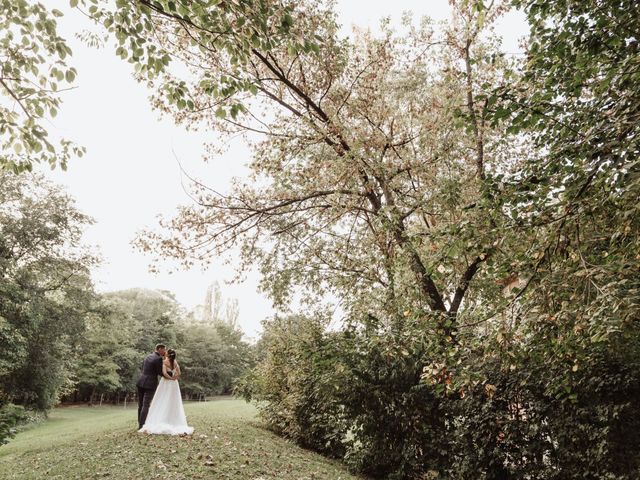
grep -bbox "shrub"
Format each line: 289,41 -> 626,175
0,403 -> 28,445
242,314 -> 640,479
336,316 -> 451,479
235,315 -> 348,457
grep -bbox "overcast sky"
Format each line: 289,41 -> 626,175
41,1 -> 526,339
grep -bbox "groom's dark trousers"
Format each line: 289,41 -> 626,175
136,351 -> 164,429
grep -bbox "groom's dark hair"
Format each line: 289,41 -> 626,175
155,343 -> 166,351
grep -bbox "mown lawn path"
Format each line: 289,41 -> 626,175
0,398 -> 362,480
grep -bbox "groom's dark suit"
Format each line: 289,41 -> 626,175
136,351 -> 164,429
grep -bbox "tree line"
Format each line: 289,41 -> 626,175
0,173 -> 254,443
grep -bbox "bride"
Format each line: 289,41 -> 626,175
139,348 -> 194,435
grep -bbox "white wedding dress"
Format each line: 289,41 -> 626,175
139,362 -> 193,435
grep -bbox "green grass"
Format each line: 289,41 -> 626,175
0,398 -> 362,480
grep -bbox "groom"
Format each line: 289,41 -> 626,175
136,343 -> 166,429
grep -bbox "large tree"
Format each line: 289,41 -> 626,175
500,0 -> 640,343
72,300 -> 139,404
0,172 -> 97,410
178,320 -> 255,398
82,0 -> 519,342
102,288 -> 182,354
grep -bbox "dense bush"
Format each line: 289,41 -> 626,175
241,313 -> 640,479
446,339 -> 640,479
0,403 -> 28,446
237,315 -> 347,457
336,316 -> 450,478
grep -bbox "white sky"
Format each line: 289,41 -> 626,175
40,1 -> 526,339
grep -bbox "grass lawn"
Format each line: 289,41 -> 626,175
0,398 -> 362,480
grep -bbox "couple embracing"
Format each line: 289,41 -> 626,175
137,343 -> 193,435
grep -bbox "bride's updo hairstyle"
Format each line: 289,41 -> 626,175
167,349 -> 176,368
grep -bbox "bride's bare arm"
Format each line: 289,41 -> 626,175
173,361 -> 181,380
